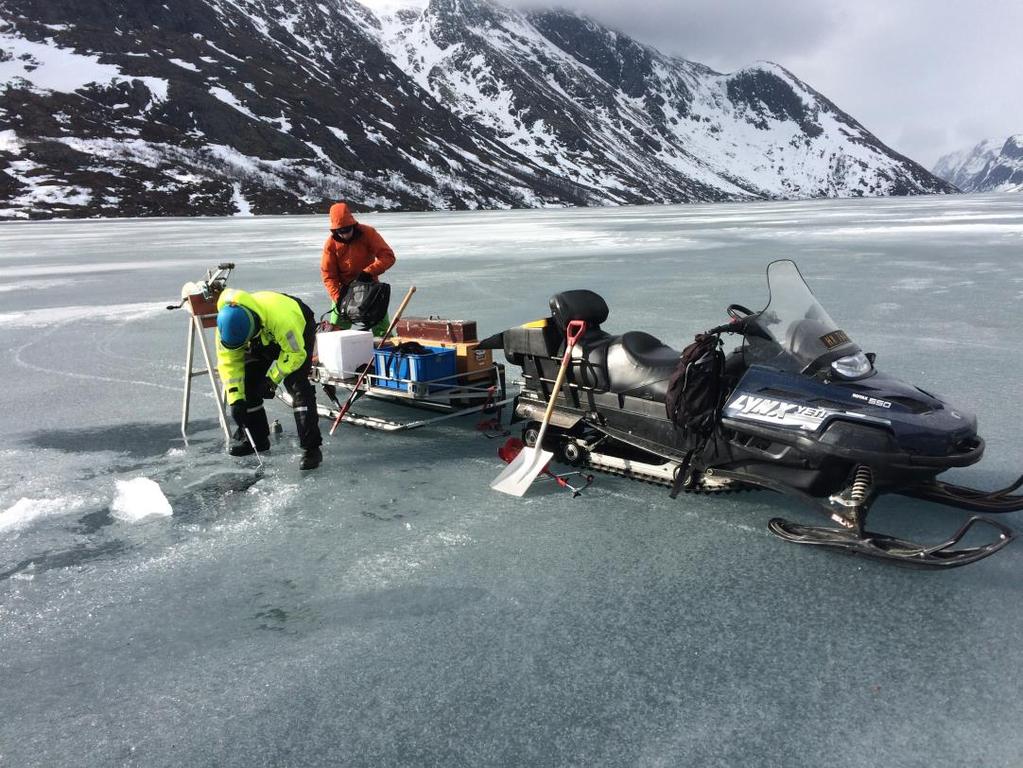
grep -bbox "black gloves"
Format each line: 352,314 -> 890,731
355,271 -> 374,283
260,377 -> 277,400
230,400 -> 248,428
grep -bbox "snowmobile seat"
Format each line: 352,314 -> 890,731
604,331 -> 681,401
545,292 -> 680,397
570,333 -> 614,390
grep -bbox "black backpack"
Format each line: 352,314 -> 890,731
665,332 -> 725,441
339,281 -> 391,329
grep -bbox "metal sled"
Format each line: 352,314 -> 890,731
280,361 -> 514,433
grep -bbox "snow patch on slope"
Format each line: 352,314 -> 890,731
0,30 -> 168,101
0,31 -> 123,92
231,183 -> 253,215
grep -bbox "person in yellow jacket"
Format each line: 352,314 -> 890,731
216,288 -> 322,470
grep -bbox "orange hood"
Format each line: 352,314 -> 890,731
329,202 -> 357,229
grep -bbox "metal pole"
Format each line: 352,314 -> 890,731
180,313 -> 196,445
243,427 -> 265,468
194,315 -> 232,448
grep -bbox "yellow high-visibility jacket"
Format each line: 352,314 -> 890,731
216,289 -> 309,404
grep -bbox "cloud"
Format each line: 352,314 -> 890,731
511,0 -> 844,72
503,0 -> 1023,168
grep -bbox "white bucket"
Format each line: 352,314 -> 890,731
316,330 -> 375,378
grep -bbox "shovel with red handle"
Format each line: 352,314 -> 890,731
491,319 -> 586,496
497,438 -> 592,497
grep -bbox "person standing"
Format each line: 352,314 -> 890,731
320,201 -> 395,335
216,288 -> 323,470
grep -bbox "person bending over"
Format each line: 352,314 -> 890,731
216,288 -> 322,470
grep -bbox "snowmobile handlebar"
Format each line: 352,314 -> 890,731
705,316 -> 756,337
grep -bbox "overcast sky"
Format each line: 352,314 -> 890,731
498,0 -> 1023,167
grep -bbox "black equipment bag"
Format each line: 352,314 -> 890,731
379,341 -> 430,379
665,332 -> 725,499
665,332 -> 725,440
339,281 -> 391,329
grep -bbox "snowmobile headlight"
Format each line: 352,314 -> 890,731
831,352 -> 872,379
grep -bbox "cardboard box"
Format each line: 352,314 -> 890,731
392,337 -> 493,377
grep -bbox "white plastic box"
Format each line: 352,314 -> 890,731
316,330 -> 375,379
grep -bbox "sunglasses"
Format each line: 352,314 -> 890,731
331,226 -> 355,236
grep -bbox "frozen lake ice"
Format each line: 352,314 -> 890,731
1,193 -> 1022,767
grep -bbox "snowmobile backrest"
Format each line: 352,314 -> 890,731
549,290 -> 609,332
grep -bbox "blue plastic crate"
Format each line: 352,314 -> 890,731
373,345 -> 457,394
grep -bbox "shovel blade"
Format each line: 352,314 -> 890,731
490,446 -> 554,497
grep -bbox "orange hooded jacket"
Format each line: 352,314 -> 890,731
320,202 -> 396,305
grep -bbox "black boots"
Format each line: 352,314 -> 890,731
300,446 -> 322,471
229,439 -> 270,457
229,440 -> 320,470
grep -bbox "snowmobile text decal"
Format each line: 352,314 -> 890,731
850,392 -> 892,408
820,330 -> 850,349
724,393 -> 833,431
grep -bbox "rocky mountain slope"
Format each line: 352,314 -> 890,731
0,0 -> 954,219
933,135 -> 1023,193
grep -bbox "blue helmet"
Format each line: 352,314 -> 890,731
217,304 -> 257,349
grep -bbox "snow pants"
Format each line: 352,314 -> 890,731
329,307 -> 391,337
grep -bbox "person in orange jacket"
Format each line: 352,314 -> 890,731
320,202 -> 395,334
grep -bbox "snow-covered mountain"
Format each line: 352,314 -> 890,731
0,0 -> 954,219
933,135 -> 1023,193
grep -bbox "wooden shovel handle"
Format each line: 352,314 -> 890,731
328,285 -> 416,435
533,319 -> 587,448
387,285 -> 417,335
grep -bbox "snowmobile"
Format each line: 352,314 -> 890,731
485,260 -> 1021,568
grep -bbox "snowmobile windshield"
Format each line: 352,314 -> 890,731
745,260 -> 870,377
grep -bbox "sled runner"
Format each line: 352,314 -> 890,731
282,353 -> 511,433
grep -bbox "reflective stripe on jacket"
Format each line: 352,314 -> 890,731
216,289 -> 308,404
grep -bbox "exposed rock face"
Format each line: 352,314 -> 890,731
0,0 -> 955,219
933,136 -> 1023,193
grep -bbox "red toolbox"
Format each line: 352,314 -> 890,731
394,316 -> 478,343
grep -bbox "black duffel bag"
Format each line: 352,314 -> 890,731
339,280 -> 391,330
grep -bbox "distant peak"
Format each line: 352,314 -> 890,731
358,0 -> 431,17
736,61 -> 791,78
